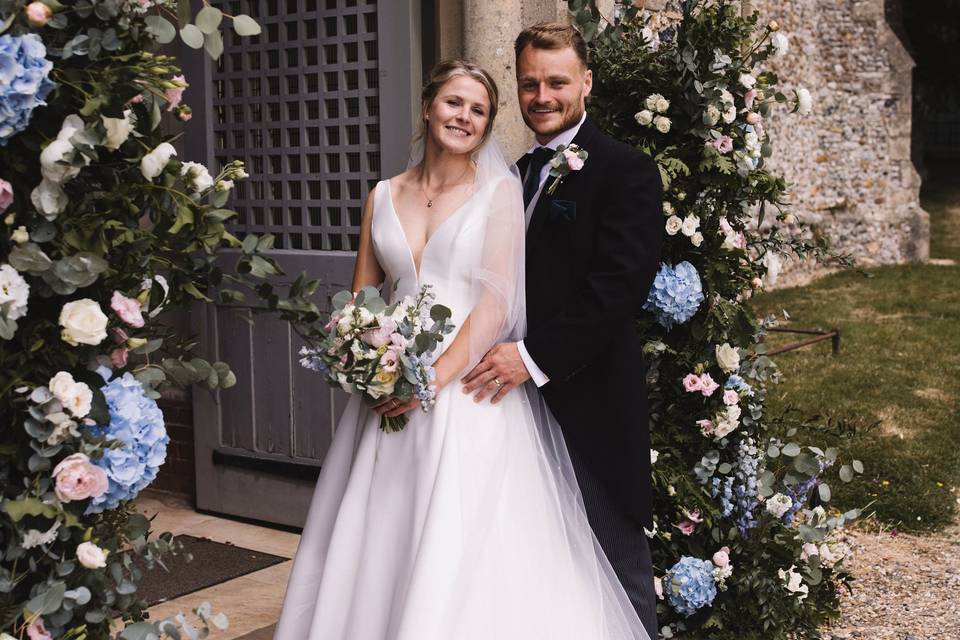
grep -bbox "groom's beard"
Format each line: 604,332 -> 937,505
522,102 -> 586,142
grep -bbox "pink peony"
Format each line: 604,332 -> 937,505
699,373 -> 720,397
25,2 -> 52,27
682,373 -> 702,392
0,178 -> 12,214
712,546 -> 731,568
722,389 -> 739,406
744,89 -> 757,110
26,617 -> 52,640
697,419 -> 715,436
563,149 -> 584,171
165,75 -> 188,112
379,348 -> 400,373
110,291 -> 145,328
52,453 -> 109,502
111,347 -> 129,368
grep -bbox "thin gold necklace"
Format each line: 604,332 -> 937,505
418,165 -> 473,208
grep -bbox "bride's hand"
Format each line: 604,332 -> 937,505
373,397 -> 420,418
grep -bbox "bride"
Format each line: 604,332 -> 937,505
274,60 -> 651,640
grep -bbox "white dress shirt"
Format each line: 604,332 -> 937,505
516,112 -> 588,387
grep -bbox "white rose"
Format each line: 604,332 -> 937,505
715,343 -> 741,373
719,89 -> 735,106
644,94 -> 665,111
703,104 -> 721,126
771,32 -> 790,57
140,142 -> 177,180
356,307 -> 376,327
48,371 -> 93,418
650,449 -> 659,464
665,216 -> 683,236
722,105 -> 737,124
101,110 -> 135,151
691,232 -> 704,247
653,116 -> 671,134
634,109 -> 654,126
739,74 -> 757,89
40,139 -> 79,184
0,263 -> 30,321
681,214 -> 700,237
76,541 -> 108,569
11,226 -> 29,244
713,419 -> 738,439
59,299 -> 109,346
655,96 -> 670,113
766,493 -> 793,518
795,88 -> 813,116
181,161 -> 215,193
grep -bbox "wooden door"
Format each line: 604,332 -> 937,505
184,0 -> 421,527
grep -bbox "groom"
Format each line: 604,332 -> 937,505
462,22 -> 663,637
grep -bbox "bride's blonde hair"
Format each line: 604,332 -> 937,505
418,60 -> 500,147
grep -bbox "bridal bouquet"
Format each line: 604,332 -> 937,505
299,285 -> 455,432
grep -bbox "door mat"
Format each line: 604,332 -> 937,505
134,535 -> 287,607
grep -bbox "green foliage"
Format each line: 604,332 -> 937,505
565,1 -> 861,637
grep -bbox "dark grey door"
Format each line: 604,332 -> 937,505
185,0 -> 420,527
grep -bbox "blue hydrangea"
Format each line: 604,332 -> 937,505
643,261 -> 704,330
733,437 -> 761,535
724,374 -> 752,395
86,370 -> 168,513
0,34 -> 56,145
664,556 -> 718,616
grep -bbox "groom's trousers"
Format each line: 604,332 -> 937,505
568,447 -> 659,639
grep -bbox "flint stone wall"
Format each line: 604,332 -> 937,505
641,0 -> 930,284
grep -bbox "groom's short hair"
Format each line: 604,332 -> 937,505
514,22 -> 588,68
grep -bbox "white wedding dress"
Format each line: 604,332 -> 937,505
274,143 -> 650,640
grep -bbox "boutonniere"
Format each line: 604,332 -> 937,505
545,144 -> 588,195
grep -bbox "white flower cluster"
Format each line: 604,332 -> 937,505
0,264 -> 30,329
778,565 -> 809,601
31,115 -> 92,219
765,492 -> 793,518
635,93 -> 671,134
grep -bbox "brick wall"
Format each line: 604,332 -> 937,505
155,388 -> 196,497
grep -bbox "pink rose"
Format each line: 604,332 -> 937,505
176,105 -> 193,122
25,1 -> 52,27
111,347 -> 129,368
699,373 -> 720,397
712,546 -> 731,568
684,508 -> 703,523
719,217 -> 734,235
744,89 -> 757,110
26,617 -> 52,640
751,277 -> 764,289
682,373 -> 702,392
52,453 -> 109,502
800,542 -> 819,561
697,419 -> 715,436
707,136 -> 733,155
563,149 -> 584,171
0,178 -> 12,214
722,389 -> 739,406
165,75 -> 188,112
389,333 -> 406,349
362,320 -> 396,348
734,231 -> 747,250
676,510 -> 702,536
379,348 -> 400,373
110,291 -> 145,328
746,111 -> 762,125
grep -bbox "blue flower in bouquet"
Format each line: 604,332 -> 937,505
724,374 -> 752,395
664,556 -> 718,616
86,370 -> 168,513
0,34 -> 55,145
643,261 -> 704,329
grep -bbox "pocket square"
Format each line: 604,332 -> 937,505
548,199 -> 577,222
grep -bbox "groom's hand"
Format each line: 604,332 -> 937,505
461,342 -> 531,404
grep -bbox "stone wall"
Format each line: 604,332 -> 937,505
642,0 -> 930,282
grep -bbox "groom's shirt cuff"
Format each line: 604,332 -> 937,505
517,340 -> 550,387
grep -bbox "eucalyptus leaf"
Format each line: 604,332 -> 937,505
818,483 -> 831,502
839,465 -> 854,483
144,16 -> 177,44
179,24 -> 204,49
232,14 -> 261,36
203,29 -> 224,60
195,5 -> 223,33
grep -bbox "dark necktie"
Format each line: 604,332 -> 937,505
523,147 -> 554,209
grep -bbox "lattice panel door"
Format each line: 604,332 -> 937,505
187,0 -> 418,527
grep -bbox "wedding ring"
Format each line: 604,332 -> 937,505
493,377 -> 503,387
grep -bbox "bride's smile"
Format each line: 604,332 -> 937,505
425,74 -> 491,155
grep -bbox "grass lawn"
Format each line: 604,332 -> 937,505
751,169 -> 960,533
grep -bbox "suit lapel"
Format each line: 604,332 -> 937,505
526,117 -> 600,243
